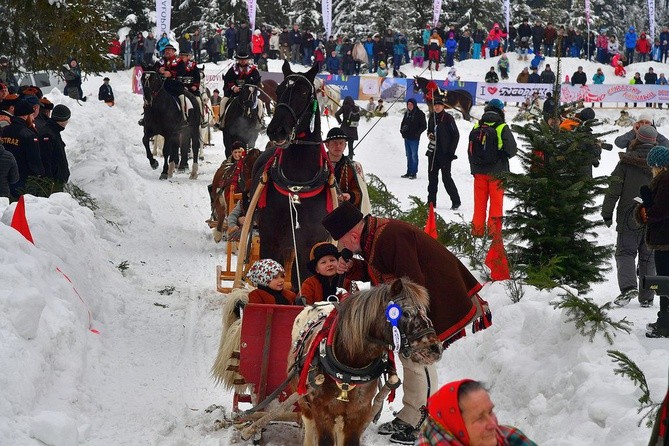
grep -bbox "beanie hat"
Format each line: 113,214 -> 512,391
307,242 -> 341,274
647,146 -> 669,168
321,201 -> 364,240
324,127 -> 348,142
488,98 -> 505,110
230,140 -> 245,152
23,95 -> 39,107
636,125 -> 658,144
427,379 -> 475,445
246,259 -> 284,288
51,104 -> 71,122
13,100 -> 34,117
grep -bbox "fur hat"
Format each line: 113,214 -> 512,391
39,97 -> 54,110
51,104 -> 71,122
13,100 -> 33,117
247,259 -> 284,287
647,146 -> 669,168
576,107 -> 595,121
324,127 -> 348,142
322,201 -> 364,240
637,125 -> 658,144
637,113 -> 653,123
307,242 -> 340,274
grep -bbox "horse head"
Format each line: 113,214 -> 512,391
267,60 -> 320,147
141,69 -> 162,105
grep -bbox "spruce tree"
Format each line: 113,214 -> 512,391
502,45 -> 613,293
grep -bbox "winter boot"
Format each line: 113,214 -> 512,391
389,427 -> 418,445
378,418 -> 413,436
614,288 -> 638,307
646,311 -> 669,338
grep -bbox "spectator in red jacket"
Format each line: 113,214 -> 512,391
108,37 -> 122,72
251,29 -> 265,64
636,33 -> 652,62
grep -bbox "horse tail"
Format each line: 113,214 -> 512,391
211,288 -> 250,392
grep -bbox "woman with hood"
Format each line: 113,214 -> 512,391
334,96 -> 361,159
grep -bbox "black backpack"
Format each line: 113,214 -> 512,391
468,121 -> 504,165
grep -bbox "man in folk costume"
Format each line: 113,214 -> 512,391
174,49 -> 204,124
220,51 -> 263,127
322,201 -> 491,445
152,44 -> 189,122
324,127 -> 370,213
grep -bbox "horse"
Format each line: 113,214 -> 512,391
413,76 -> 473,121
289,278 -> 443,445
250,60 -> 334,287
140,70 -> 201,179
313,77 -> 341,116
207,148 -> 261,242
258,79 -> 278,116
219,83 -> 263,158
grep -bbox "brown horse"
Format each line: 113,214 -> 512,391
258,79 -> 278,116
288,278 -> 443,445
413,76 -> 473,121
207,148 -> 261,242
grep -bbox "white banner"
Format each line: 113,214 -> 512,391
648,0 -> 656,42
322,0 -> 332,39
585,0 -> 591,26
503,0 -> 510,37
432,0 -> 442,27
247,0 -> 257,31
155,0 -> 171,36
476,82 -> 669,103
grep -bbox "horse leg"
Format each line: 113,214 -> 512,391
301,415 -> 318,446
142,132 -> 159,170
190,121 -> 200,180
166,138 -> 178,179
177,131 -> 189,172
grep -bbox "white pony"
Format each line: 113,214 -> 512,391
313,77 -> 341,116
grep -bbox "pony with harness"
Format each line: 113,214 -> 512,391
413,76 -> 473,121
140,69 -> 201,179
244,61 -> 337,287
288,278 -> 443,444
219,83 -> 263,158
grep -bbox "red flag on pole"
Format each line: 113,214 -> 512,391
10,195 -> 34,244
424,202 -> 438,239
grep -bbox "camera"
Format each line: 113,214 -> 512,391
642,275 -> 669,294
599,142 -> 613,151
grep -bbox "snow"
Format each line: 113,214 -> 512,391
1,54 -> 668,446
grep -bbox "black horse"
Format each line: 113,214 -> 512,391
413,76 -> 473,121
250,61 -> 332,286
141,70 -> 201,179
220,83 -> 262,158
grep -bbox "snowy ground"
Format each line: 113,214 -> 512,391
1,55 -> 668,446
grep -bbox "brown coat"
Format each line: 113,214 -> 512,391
248,288 -> 297,305
347,216 -> 480,341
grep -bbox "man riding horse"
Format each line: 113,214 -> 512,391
220,52 -> 263,126
153,44 -> 201,123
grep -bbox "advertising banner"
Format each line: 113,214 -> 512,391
358,76 -> 408,101
406,79 -> 478,104
476,82 -> 669,103
322,0 -> 332,39
155,0 -> 171,36
317,74 -> 361,99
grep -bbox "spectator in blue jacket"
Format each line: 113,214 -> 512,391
445,35 -> 457,67
528,66 -> 541,83
363,35 -> 374,70
660,26 -> 669,63
325,50 -> 340,74
224,23 -> 238,59
393,38 -> 406,70
624,26 -> 637,64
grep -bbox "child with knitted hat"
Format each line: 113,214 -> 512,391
640,146 -> 669,338
246,259 -> 296,305
300,242 -> 350,304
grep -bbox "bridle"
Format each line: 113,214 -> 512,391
274,73 -> 318,146
141,70 -> 164,106
368,303 -> 436,359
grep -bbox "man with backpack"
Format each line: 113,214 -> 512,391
467,98 -> 517,238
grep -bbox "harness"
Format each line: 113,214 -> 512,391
273,73 -> 320,147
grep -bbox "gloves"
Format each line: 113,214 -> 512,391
603,218 -> 612,228
295,296 -> 308,306
639,185 -> 653,207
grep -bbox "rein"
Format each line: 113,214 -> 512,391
273,73 -> 318,147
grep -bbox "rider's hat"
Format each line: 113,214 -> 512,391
307,242 -> 341,275
324,127 -> 348,143
163,44 -> 176,51
236,51 -> 251,60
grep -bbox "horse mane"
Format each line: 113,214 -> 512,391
336,278 -> 430,357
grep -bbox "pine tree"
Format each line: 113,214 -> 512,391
502,61 -> 614,292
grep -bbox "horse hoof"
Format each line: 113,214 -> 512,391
150,159 -> 159,170
213,230 -> 222,243
168,161 -> 175,178
159,173 -> 168,180
190,163 -> 199,180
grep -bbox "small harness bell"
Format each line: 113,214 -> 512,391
336,382 -> 356,402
